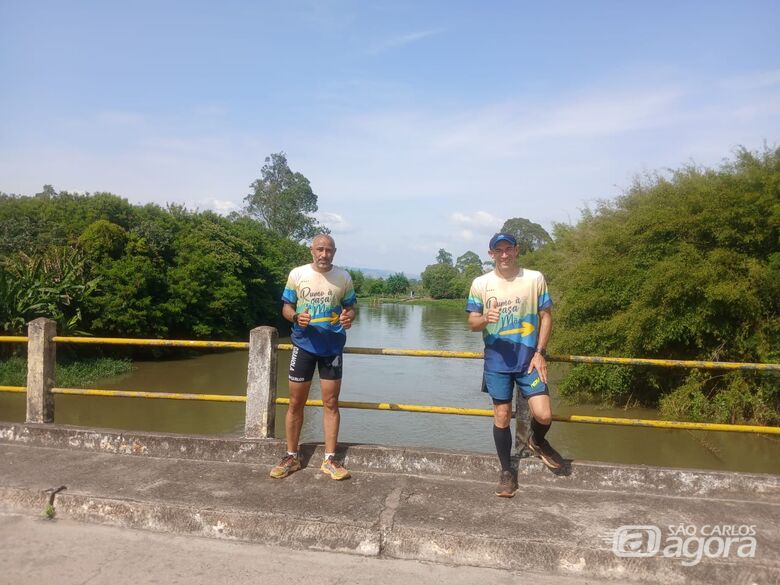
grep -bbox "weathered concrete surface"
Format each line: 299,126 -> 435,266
0,512 -> 634,585
24,318 -> 56,424
0,422 -> 778,584
2,422 -> 777,500
244,326 -> 278,439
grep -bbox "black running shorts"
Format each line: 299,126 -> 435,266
288,344 -> 343,382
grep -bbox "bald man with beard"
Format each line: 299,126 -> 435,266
270,234 -> 357,481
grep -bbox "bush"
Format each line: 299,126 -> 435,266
529,147 -> 780,424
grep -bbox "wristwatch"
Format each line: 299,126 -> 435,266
292,313 -> 300,325
535,347 -> 547,358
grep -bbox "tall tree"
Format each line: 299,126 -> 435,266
456,251 -> 482,273
436,248 -> 453,266
244,152 -> 323,241
500,217 -> 552,252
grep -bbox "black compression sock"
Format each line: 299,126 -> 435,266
493,425 -> 512,471
531,418 -> 551,445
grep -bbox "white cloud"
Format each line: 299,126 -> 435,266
450,211 -> 502,229
210,199 -> 239,214
317,211 -> 353,234
368,28 -> 444,54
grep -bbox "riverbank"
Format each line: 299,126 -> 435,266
357,296 -> 464,309
0,356 -> 132,388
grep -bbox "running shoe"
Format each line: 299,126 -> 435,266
320,455 -> 351,480
269,454 -> 301,479
527,435 -> 564,471
495,470 -> 516,498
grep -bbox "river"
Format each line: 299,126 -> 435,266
1,302 -> 777,473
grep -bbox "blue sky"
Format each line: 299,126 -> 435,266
1,1 -> 778,275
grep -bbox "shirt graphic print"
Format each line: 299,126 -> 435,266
282,264 -> 357,357
465,269 -> 552,373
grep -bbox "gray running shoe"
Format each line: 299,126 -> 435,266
495,470 -> 516,498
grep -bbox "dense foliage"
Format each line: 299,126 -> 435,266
0,188 -> 309,339
528,147 -> 779,424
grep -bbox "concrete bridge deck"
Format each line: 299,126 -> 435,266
0,422 -> 778,584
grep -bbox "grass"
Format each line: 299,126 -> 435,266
0,356 -> 133,387
43,504 -> 56,520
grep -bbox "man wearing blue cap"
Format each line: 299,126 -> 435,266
466,232 -> 562,497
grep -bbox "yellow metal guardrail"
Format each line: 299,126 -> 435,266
277,343 -> 780,372
52,388 -> 245,402
5,336 -> 779,371
273,398 -> 780,434
2,334 -> 779,434
5,387 -> 776,434
52,336 -> 249,349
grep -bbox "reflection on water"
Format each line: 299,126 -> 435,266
0,302 -> 778,474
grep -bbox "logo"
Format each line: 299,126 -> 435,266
612,525 -> 662,557
604,524 -> 757,567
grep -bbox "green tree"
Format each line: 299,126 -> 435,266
500,217 -> 552,253
529,147 -> 780,424
244,152 -> 323,241
0,189 -> 309,340
421,263 -> 460,299
78,219 -> 128,260
454,251 -> 484,297
366,277 -> 386,295
385,272 -> 410,296
347,269 -> 366,295
456,251 -> 482,273
436,249 -> 453,266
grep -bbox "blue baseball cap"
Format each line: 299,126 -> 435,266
489,232 -> 517,249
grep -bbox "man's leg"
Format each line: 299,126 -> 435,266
320,378 -> 342,454
492,401 -> 513,471
270,380 -> 311,479
483,372 -> 516,497
270,346 -> 315,479
286,380 -> 312,453
528,393 -> 553,441
319,355 -> 350,480
527,393 -> 562,470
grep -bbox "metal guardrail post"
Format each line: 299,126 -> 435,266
244,326 -> 278,438
26,317 -> 56,423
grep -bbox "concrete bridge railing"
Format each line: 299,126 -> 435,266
22,318 -> 281,439
6,317 -> 780,442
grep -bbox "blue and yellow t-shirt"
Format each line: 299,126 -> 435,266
281,264 -> 357,357
465,269 -> 552,373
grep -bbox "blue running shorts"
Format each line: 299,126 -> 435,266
482,370 -> 549,402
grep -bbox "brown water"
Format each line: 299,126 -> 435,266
1,302 -> 778,473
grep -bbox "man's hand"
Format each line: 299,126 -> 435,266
339,307 -> 354,329
297,307 -> 310,328
485,300 -> 500,324
527,351 -> 548,384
